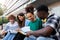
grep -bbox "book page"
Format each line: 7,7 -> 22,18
19,26 -> 30,35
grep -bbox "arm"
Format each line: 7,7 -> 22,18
30,19 -> 53,36
31,26 -> 53,36
29,18 -> 57,37
1,24 -> 9,35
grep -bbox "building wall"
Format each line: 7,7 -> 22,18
3,0 -> 29,17
3,0 -> 36,17
49,1 -> 60,16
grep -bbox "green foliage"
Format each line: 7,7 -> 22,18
0,17 -> 2,25
0,17 -> 8,25
3,17 -> 8,23
0,6 -> 3,15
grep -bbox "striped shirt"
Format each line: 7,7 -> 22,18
43,14 -> 60,37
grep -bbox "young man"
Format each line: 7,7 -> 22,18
24,5 -> 60,40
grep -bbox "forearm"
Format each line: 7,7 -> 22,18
31,26 -> 53,37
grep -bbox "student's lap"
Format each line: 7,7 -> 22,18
24,35 -> 55,40
3,32 -> 16,40
13,32 -> 26,40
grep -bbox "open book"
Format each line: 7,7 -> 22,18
5,26 -> 30,35
19,26 -> 30,35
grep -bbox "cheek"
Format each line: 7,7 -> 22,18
19,18 -> 23,21
21,17 -> 24,20
19,17 -> 24,21
37,14 -> 41,17
38,14 -> 43,17
27,14 -> 34,20
28,16 -> 33,20
19,18 -> 21,20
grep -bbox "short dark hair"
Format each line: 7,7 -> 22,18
36,5 -> 49,12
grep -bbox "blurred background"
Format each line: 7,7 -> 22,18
0,0 -> 60,29
0,0 -> 60,28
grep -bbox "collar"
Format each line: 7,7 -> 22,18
47,13 -> 55,19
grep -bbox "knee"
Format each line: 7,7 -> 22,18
24,37 -> 28,40
37,37 -> 47,40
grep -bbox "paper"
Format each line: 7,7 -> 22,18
19,26 -> 30,35
21,26 -> 30,32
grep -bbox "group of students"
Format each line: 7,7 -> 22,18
1,4 -> 60,40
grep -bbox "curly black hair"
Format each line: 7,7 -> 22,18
25,4 -> 34,14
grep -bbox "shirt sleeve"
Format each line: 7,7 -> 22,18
3,24 -> 9,32
28,22 -> 30,26
39,19 -> 43,28
45,18 -> 58,29
25,19 -> 30,26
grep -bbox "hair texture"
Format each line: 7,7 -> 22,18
25,4 -> 34,14
8,15 -> 16,20
37,5 -> 49,12
17,13 -> 25,27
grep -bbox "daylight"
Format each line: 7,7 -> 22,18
0,0 -> 60,40
0,0 -> 5,5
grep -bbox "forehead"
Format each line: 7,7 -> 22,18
9,18 -> 14,20
18,15 -> 24,17
27,13 -> 33,16
37,11 -> 48,15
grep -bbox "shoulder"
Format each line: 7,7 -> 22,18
47,15 -> 60,24
25,19 -> 30,22
48,14 -> 59,20
14,21 -> 19,25
45,14 -> 60,28
25,19 -> 31,26
6,22 -> 10,26
25,19 -> 31,23
36,18 -> 42,23
15,21 -> 18,24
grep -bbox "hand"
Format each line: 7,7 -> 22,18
16,28 -> 21,32
26,31 -> 33,37
1,31 -> 6,35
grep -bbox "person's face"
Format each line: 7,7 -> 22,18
37,11 -> 48,19
9,18 -> 15,23
26,13 -> 34,21
18,16 -> 24,21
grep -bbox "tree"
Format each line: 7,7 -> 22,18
0,4 -> 3,16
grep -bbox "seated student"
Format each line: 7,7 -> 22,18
13,13 -> 30,40
24,5 -> 60,40
24,4 -> 42,40
1,15 -> 19,40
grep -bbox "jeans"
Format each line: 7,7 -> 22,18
37,37 -> 55,40
24,35 -> 36,40
24,35 -> 55,40
3,32 -> 16,40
